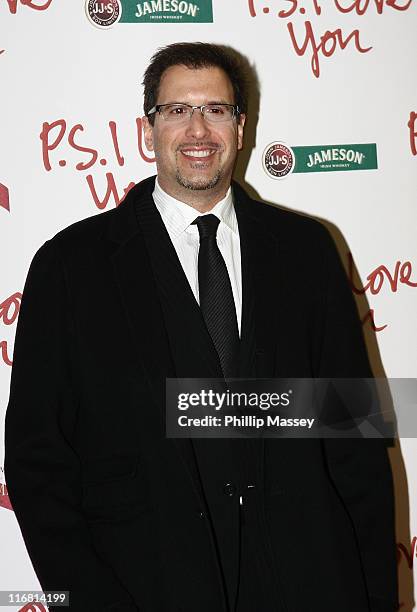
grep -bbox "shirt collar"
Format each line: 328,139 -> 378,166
153,177 -> 238,242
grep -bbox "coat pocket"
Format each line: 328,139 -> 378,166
81,456 -> 151,523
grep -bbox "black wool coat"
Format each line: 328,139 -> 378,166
5,176 -> 398,612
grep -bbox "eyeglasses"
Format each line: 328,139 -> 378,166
147,103 -> 240,123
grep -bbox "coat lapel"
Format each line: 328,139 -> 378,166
233,181 -> 280,380
134,181 -> 224,380
108,177 -> 209,508
108,178 -> 173,408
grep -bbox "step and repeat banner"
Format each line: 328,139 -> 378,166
1,0 -> 416,610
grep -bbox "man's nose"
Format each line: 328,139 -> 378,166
185,108 -> 211,139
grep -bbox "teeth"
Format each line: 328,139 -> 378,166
182,150 -> 215,158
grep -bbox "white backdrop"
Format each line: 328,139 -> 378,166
1,0 -> 416,610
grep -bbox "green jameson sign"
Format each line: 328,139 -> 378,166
120,0 -> 213,22
292,143 -> 378,173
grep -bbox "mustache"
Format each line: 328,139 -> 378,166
176,142 -> 222,151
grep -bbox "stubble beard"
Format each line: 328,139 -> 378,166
175,168 -> 222,191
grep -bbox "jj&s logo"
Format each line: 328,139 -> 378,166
263,142 -> 378,178
85,0 -> 122,28
262,142 -> 295,179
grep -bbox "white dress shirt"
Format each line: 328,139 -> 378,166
152,178 -> 242,337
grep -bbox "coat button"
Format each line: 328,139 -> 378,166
198,511 -> 205,519
223,482 -> 236,497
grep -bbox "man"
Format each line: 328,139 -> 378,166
5,43 -> 398,612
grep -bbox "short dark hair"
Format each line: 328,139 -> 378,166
142,42 -> 248,124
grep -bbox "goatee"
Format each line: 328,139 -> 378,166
175,169 -> 221,191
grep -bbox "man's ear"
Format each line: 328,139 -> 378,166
142,116 -> 155,151
237,114 -> 246,151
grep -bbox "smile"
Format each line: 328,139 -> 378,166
180,148 -> 218,159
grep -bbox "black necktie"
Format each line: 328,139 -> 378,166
192,214 -> 240,379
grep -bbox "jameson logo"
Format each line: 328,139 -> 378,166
263,142 -> 378,178
136,0 -> 199,17
292,143 -> 378,174
307,148 -> 364,168
120,0 -> 213,22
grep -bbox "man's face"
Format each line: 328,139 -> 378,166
143,64 -> 245,200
